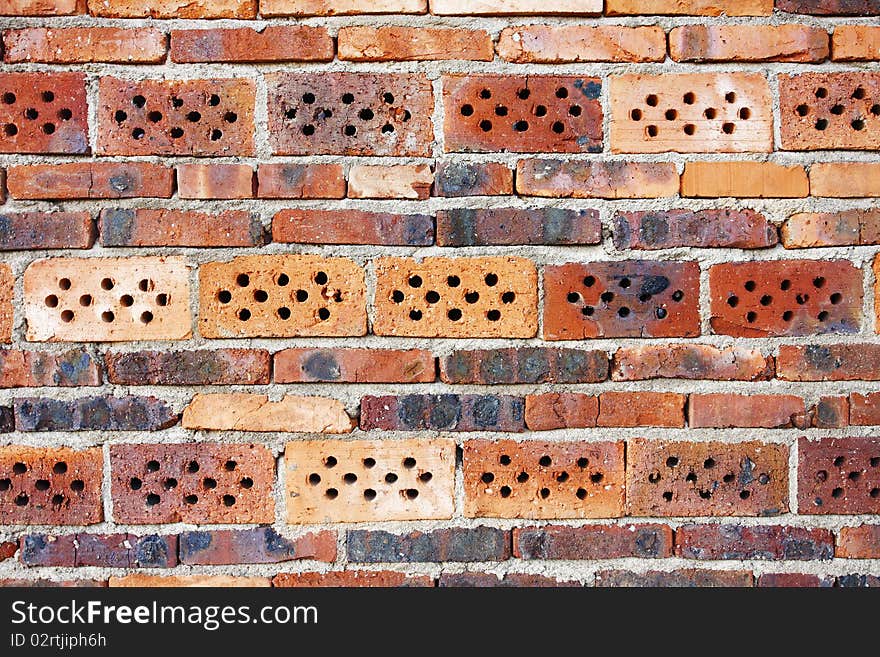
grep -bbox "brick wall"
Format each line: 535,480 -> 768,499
0,0 -> 879,588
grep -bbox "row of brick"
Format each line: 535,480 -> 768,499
1,255 -> 877,342
3,24 -> 880,65
1,72 -> 879,156
1,437 -> 877,524
2,0 -> 877,19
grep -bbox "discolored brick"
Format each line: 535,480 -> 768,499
99,209 -> 262,248
0,264 -> 11,343
689,393 -> 808,429
273,210 -> 432,246
798,437 -> 880,514
515,524 -> 673,560
606,0 -> 771,14
347,527 -> 510,563
832,25 -> 880,60
517,159 -> 679,198
110,443 -> 274,524
432,0 -> 601,13
273,571 -> 432,587
179,528 -> 336,565
110,575 -> 269,587
436,208 -> 600,246
0,73 -> 88,154
524,393 -> 598,431
348,164 -> 433,200
6,163 -> 174,199
669,25 -> 829,62
89,0 -> 256,18
0,212 -> 94,250
596,569 -> 754,587
261,0 -> 426,15
612,344 -> 774,381
275,348 -> 435,383
598,392 -> 686,428
681,161 -> 809,198
182,393 -> 353,433
1,0 -> 78,15
757,573 -> 832,587
434,161 -> 513,197
814,396 -> 850,429
851,392 -> 880,425
439,573 -> 581,587
543,261 -> 701,340
15,396 -> 177,432
676,524 -> 833,560
837,525 -> 880,558
0,349 -> 101,388
21,533 -> 177,568
776,0 -> 880,15
361,394 -> 525,432
463,439 -> 625,519
441,348 -> 607,385
777,344 -> 880,381
257,164 -> 346,199
171,26 -> 333,63
339,26 -> 493,61
613,209 -> 777,250
781,210 -> 880,248
106,349 -> 270,386
0,579 -> 106,587
626,439 -> 789,517
497,25 -> 665,63
3,27 -> 167,63
177,164 -> 254,199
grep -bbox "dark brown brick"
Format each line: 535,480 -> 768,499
273,571 -> 433,588
0,542 -> 16,561
20,533 -> 177,568
776,0 -> 880,15
439,573 -> 581,587
179,528 -> 336,564
596,569 -> 753,587
613,209 -> 777,250
14,396 -> 177,431
0,212 -> 94,250
757,573 -> 832,587
273,209 -> 432,245
850,392 -> 880,426
676,524 -> 833,560
347,527 -> 510,563
436,208 -> 600,246
434,161 -> 513,197
515,524 -> 674,560
440,348 -> 608,384
106,349 -> 270,386
360,394 -> 525,432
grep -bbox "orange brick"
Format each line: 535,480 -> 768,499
339,26 -> 492,61
348,165 -> 433,200
257,164 -> 345,199
4,27 -> 166,63
682,161 -> 809,198
6,163 -> 174,199
669,25 -> 828,62
274,348 -> 435,383
598,392 -> 686,428
525,393 -> 599,431
89,0 -> 256,18
431,0 -> 602,13
689,393 -> 808,429
606,0 -> 772,15
273,571 -> 432,587
1,0 -> 78,14
497,25 -> 665,63
110,575 -> 269,587
177,164 -> 254,199
99,209 -> 262,248
832,25 -> 880,61
261,0 -> 426,15
517,160 -> 679,198
182,393 -> 353,433
0,264 -> 11,343
781,210 -> 869,248
837,525 -> 880,558
811,163 -> 880,197
170,26 -> 333,62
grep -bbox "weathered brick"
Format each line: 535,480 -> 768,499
347,527 -> 510,563
517,159 -> 679,198
757,573 -> 832,587
339,26 -> 492,61
21,533 -> 177,568
596,569 -> 754,587
360,394 -> 525,432
261,0 -> 426,15
15,396 -> 176,432
437,208 -> 600,246
811,163 -> 880,197
0,349 -> 100,388
613,209 -> 777,250
777,0 -> 880,15
689,393 -> 808,429
0,446 -> 103,525
4,28 -> 166,63
0,406 -> 12,432
515,524 -> 674,560
110,575 -> 269,587
709,260 -> 863,337
463,440 -> 625,519
348,164 -> 433,200
285,438 -> 455,523
782,209 -> 880,247
669,25 -> 828,62
0,579 -> 106,588
850,392 -> 880,426
434,161 -> 513,197
832,25 -> 880,60
257,164 -> 346,199
543,261 -> 701,340
524,393 -> 599,431
182,393 -> 352,433
777,344 -> 880,381
837,574 -> 880,587
838,525 -> 880,558
106,349 -> 269,386
0,264 -> 11,343
89,0 -> 256,18
1,0 -> 78,15
681,161 -> 809,197
613,344 -> 773,382
7,163 -> 174,199
814,395 -> 850,429
441,348 -> 608,384
179,528 -> 336,565
432,0 -> 601,13
497,25 -> 665,63
110,443 -> 275,524
626,439 -> 789,516
275,348 -> 434,383
598,392 -> 686,428
177,164 -> 254,199
608,0 -> 771,14
0,542 -> 16,561
676,524 -> 833,560
0,212 -> 94,251
273,210 -> 431,246
273,571 -> 432,587
439,573 -> 581,587
799,437 -> 880,514
99,209 -> 262,248
171,26 -> 332,63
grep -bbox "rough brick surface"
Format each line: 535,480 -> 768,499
179,528 -> 336,564
347,527 -> 511,563
681,161 -> 809,198
514,524 -> 674,560
177,164 -> 254,199
348,164 -> 433,200
811,163 -> 880,197
776,0 -> 880,15
0,212 -> 95,250
675,524 -> 834,560
15,396 -> 176,432
21,533 -> 177,568
273,571 -> 432,587
7,163 -> 174,199
434,161 -> 513,196
612,344 -> 774,381
598,391 -> 686,427
262,0 -> 426,15
182,393 -> 353,433
0,264 -> 11,344
276,348 -> 434,383
441,348 -> 608,384
360,394 -> 525,432
596,569 -> 754,587
689,393 -> 808,429
832,25 -> 880,60
99,209 -> 262,248
171,26 -> 333,63
517,159 -> 679,198
837,525 -> 880,558
4,28 -> 167,63
90,0 -> 256,18
0,349 -> 101,388
273,210 -> 432,246
669,25 -> 828,62
798,437 -> 880,514
339,27 -> 493,61
437,208 -> 600,246
606,0 -> 771,15
777,344 -> 880,381
497,25 -> 665,63
0,73 -> 88,154
524,393 -> 598,431
613,209 -> 777,250
782,210 -> 880,248
106,349 -> 269,386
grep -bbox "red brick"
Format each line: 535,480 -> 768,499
606,0 -> 771,14
171,26 -> 333,63
613,209 -> 777,250
97,77 -> 255,156
543,261 -> 701,340
89,0 -> 256,17
0,579 -> 105,587
441,348 -> 607,384
669,25 -> 828,62
598,392 -> 686,428
0,541 -> 16,560
0,264 -> 11,344
20,533 -> 177,568
432,0 -> 601,14
850,392 -> 880,426
275,348 -> 434,383
0,212 -> 94,250
272,210 -> 432,246
777,344 -> 880,381
497,25 -> 665,63
612,344 -> 774,382
777,0 -> 880,15
360,394 -> 525,432
757,573 -> 832,587
348,164 -> 433,200
813,395 -> 849,429
273,571 -> 432,587
339,26 -> 492,61
681,161 -> 809,198
596,569 -> 754,587
177,164 -> 254,199
106,349 -> 270,386
3,27 -> 166,63
257,164 -> 345,199
676,524 -> 833,560
689,393 -> 807,429
811,163 -> 880,197
514,524 -> 673,559
1,0 -> 78,15
262,0 -> 426,16
517,159 -> 679,198
832,25 -> 880,60
437,208 -> 600,246
798,437 -> 880,514
782,209 -> 880,247
0,72 -> 88,154
99,209 -> 262,248
439,573 -> 581,587
110,575 -> 268,587
7,163 -> 174,199
837,525 -> 880,558
524,393 -> 599,431
179,528 -> 336,564
0,349 -> 101,388
434,161 -> 513,197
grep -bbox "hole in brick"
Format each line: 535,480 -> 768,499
224,112 -> 237,124
403,457 -> 417,469
45,295 -> 58,308
147,110 -> 162,123
156,293 -> 169,307
187,461 -> 200,473
618,307 -> 631,318
705,107 -> 717,120
576,458 -> 589,469
831,104 -> 845,115
425,291 -> 440,304
325,488 -> 338,500
447,275 -> 460,288
557,472 -> 569,483
539,456 -> 552,467
686,472 -> 697,483
672,290 -> 684,302
870,457 -> 879,467
782,310 -> 794,321
848,471 -> 861,481
500,455 -> 512,466
816,118 -> 828,130
485,273 -> 498,286
59,278 -> 72,290
130,477 -> 142,490
211,129 -> 223,140
140,311 -> 154,324
223,495 -> 236,506
363,489 -> 377,501
852,119 -> 865,131
0,479 -> 10,491
314,271 -> 328,285
830,293 -> 843,305
13,462 -> 27,474
760,295 -> 772,306
240,478 -> 253,489
318,307 -> 331,321
70,479 -> 84,492
78,294 -> 92,307
725,92 -> 736,103
814,88 -> 826,99
226,461 -> 237,471
186,111 -> 200,123
146,460 -> 160,473
409,310 -> 423,321
502,292 -> 515,304
185,494 -> 198,504
2,92 -> 15,104
34,479 -> 50,491
344,125 -> 357,136
631,108 -> 642,121
683,92 -> 696,105
217,290 -> 232,304
15,493 -> 29,506
132,95 -> 146,108
51,494 -> 64,505
383,93 -> 395,104
172,97 -> 184,108
567,292 -> 581,304
516,88 -> 530,100
295,289 -> 309,303
303,92 -> 316,104
739,108 -> 751,120
101,311 -> 115,323
684,124 -> 696,135
203,477 -> 217,490
871,488 -> 880,498
601,292 -> 614,303
780,279 -> 792,291
535,105 -> 547,117
146,493 -> 160,506
834,456 -> 845,467
645,94 -> 658,107
539,488 -> 550,499
60,310 -> 75,323
465,292 -> 480,304
831,487 -> 843,498
404,489 -> 419,500
309,473 -> 322,485
169,127 -> 184,139
570,105 -> 582,116
590,473 -> 604,484
665,109 -> 677,121
818,311 -> 829,322
662,491 -> 673,502
746,311 -> 757,323
666,457 -> 679,468
479,119 -> 492,132
500,486 -> 512,498
582,306 -> 595,316
25,108 -> 38,120
517,471 -> 529,483
419,472 -> 432,483
4,123 -> 17,136
39,122 -> 54,134
254,290 -> 268,303
796,294 -> 809,305
302,125 -> 315,136
552,122 -> 564,134
722,122 -> 735,134
758,474 -> 770,485
324,456 -> 337,468
646,125 -> 658,137
816,470 -> 828,482
487,310 -> 501,321
359,108 -> 374,121
381,124 -> 394,133
512,120 -> 529,132
576,488 -> 587,500
853,87 -> 866,100
341,93 -> 354,105
796,104 -> 809,117
872,105 -> 880,116
448,308 -> 463,321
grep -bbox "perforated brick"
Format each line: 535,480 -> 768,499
0,446 -> 102,525
709,260 -> 862,337
626,439 -> 789,517
110,443 -> 274,525
373,257 -> 538,338
610,73 -> 772,153
285,438 -> 455,523
443,74 -> 602,153
266,72 -> 433,156
199,255 -> 366,339
779,73 -> 880,150
97,77 -> 255,156
463,440 -> 624,519
543,261 -> 700,340
798,437 -> 880,515
23,257 -> 192,342
0,73 -> 88,154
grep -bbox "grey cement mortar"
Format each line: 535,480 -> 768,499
1,9 -> 880,584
